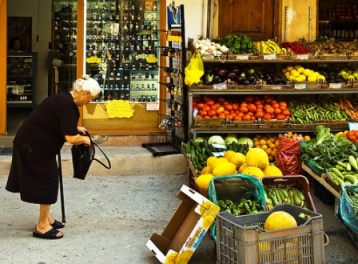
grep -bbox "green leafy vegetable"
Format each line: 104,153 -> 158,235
301,125 -> 357,169
314,125 -> 333,145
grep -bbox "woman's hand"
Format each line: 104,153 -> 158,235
77,126 -> 87,135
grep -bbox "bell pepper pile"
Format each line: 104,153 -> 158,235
281,41 -> 312,54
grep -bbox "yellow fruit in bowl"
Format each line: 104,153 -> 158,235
242,166 -> 265,179
263,165 -> 283,176
264,211 -> 297,231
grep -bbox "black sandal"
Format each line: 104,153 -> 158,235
33,227 -> 64,239
51,220 -> 65,229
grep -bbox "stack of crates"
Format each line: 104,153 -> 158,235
216,204 -> 325,264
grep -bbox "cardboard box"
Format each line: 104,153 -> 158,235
146,184 -> 220,263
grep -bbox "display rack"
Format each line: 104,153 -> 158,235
6,52 -> 37,108
142,3 -> 186,156
84,0 -> 160,103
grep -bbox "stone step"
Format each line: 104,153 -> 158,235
0,146 -> 187,178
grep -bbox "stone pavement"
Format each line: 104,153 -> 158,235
0,147 -> 357,263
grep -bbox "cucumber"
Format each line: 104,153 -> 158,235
349,155 -> 358,171
344,175 -> 358,184
331,168 -> 344,179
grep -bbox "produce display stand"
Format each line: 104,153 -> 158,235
302,162 -> 340,199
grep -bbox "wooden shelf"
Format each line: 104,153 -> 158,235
302,163 -> 340,199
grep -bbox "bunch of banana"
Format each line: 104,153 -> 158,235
328,156 -> 358,187
258,39 -> 287,55
265,187 -> 307,210
289,101 -> 349,124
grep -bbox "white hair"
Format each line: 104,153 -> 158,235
72,75 -> 101,96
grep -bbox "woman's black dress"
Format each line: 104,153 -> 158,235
6,92 -> 80,204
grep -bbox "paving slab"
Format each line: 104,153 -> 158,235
0,173 -> 358,264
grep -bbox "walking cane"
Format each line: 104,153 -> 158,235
58,152 -> 66,223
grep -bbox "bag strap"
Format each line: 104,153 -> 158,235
91,140 -> 111,169
85,131 -> 111,170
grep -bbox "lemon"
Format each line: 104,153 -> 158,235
303,69 -> 312,76
317,75 -> 326,81
297,67 -> 305,73
286,66 -> 294,72
290,70 -> 300,77
307,74 -> 317,82
294,65 -> 302,70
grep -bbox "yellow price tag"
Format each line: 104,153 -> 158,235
106,100 -> 134,118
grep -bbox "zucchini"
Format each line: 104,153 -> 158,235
349,156 -> 358,171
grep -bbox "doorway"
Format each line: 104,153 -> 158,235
6,16 -> 33,136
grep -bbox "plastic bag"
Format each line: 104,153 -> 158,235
340,185 -> 358,234
275,136 -> 302,175
208,174 -> 266,241
184,51 -> 204,86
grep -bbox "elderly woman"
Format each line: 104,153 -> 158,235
6,76 -> 101,239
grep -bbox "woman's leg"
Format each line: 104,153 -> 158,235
36,204 -> 64,237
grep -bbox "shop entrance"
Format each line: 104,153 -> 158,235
6,16 -> 33,136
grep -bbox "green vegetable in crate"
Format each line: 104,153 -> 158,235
328,156 -> 358,187
265,187 -> 307,210
218,198 -> 265,216
301,125 -> 358,170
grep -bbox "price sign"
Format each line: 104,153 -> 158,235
294,83 -> 307,89
296,54 -> 309,60
349,123 -> 358,130
329,83 -> 343,89
106,100 -> 135,118
263,54 -> 276,60
236,54 -> 249,60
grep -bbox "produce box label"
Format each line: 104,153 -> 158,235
293,83 -> 307,89
236,54 -> 249,60
263,54 -> 276,60
296,54 -> 309,60
329,83 -> 343,89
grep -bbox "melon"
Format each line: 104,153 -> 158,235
212,162 -> 236,176
242,166 -> 265,179
238,163 -> 249,173
201,165 -> 212,175
263,165 -> 283,177
264,211 -> 298,231
245,148 -> 269,169
195,174 -> 214,190
229,152 -> 246,167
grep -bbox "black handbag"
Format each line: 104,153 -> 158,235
71,132 -> 111,180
